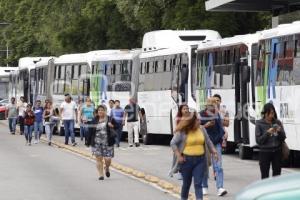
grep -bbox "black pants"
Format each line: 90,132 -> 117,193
259,149 -> 282,179
18,116 -> 24,134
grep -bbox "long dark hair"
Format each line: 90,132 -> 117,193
175,111 -> 199,133
95,105 -> 107,121
176,104 -> 189,125
261,103 -> 278,120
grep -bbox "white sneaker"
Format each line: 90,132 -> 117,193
202,187 -> 208,196
217,188 -> 227,196
34,140 -> 38,144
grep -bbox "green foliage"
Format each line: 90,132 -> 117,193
0,0 -> 271,66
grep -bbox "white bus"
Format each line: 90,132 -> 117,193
196,21 -> 300,165
196,33 -> 260,157
253,21 -> 300,165
0,67 -> 17,100
138,30 -> 221,144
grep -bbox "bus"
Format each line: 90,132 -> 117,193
0,67 -> 17,100
138,30 -> 221,144
196,21 -> 300,165
196,33 -> 260,157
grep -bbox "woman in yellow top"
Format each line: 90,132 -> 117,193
170,111 -> 217,200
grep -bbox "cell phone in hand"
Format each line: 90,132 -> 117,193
272,124 -> 279,129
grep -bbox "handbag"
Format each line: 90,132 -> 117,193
282,141 -> 290,160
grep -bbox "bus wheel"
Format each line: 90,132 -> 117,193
223,142 -> 236,154
143,133 -> 151,145
239,145 -> 253,160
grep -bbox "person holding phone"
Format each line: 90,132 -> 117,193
255,103 -> 286,179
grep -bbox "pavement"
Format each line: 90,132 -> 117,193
1,120 -> 299,200
0,122 -> 177,200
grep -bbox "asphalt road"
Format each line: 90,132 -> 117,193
0,123 -> 177,200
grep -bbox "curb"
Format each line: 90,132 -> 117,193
0,121 -> 203,200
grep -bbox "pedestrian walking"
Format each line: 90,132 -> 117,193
213,94 -> 230,149
107,99 -> 115,117
78,97 -> 84,141
124,98 -> 143,147
255,103 -> 286,179
139,108 -> 147,140
200,97 -> 227,196
169,104 -> 190,179
170,111 -> 217,200
17,96 -> 27,135
24,104 -> 35,146
60,94 -> 78,146
81,96 -> 95,145
5,97 -> 18,135
110,100 -> 124,147
44,102 -> 54,145
33,100 -> 44,144
86,105 -> 116,180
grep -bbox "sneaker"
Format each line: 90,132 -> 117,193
98,176 -> 104,180
48,142 -> 51,146
135,143 -> 140,147
34,140 -> 38,144
28,143 -> 31,146
217,188 -> 227,196
72,142 -> 77,146
129,144 -> 133,147
202,187 -> 208,196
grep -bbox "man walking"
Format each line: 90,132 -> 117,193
34,100 -> 44,144
17,96 -> 27,135
6,97 -> 18,135
60,94 -> 78,146
124,98 -> 143,147
200,97 -> 227,197
110,100 -> 124,147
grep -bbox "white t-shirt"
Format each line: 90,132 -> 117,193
18,102 -> 28,116
60,101 -> 77,120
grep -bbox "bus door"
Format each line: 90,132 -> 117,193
29,69 -> 36,104
234,59 -> 251,145
23,70 -> 29,103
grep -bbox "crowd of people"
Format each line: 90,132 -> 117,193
5,93 -> 287,197
170,94 -> 287,200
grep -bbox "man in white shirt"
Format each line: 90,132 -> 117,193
17,96 -> 27,135
60,94 -> 78,146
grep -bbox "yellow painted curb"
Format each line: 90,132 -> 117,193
144,175 -> 159,183
158,180 -> 174,190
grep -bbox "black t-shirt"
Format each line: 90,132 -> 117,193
124,103 -> 140,122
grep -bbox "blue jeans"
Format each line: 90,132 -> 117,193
34,121 -> 43,140
45,122 -> 54,142
181,155 -> 205,200
114,125 -> 123,145
202,143 -> 224,189
24,125 -> 34,143
8,118 -> 17,133
63,120 -> 75,144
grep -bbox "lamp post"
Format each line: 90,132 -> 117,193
0,22 -> 10,67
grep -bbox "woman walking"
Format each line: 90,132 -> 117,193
43,102 -> 53,145
87,105 -> 116,180
170,111 -> 217,200
81,96 -> 95,145
255,103 -> 286,179
24,104 -> 35,146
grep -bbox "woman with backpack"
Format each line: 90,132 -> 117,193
86,105 -> 116,180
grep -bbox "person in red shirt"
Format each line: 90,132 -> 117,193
24,104 -> 35,146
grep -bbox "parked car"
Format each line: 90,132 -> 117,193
236,173 -> 300,200
0,99 -> 9,107
0,105 -> 6,120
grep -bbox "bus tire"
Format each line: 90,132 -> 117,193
239,145 -> 253,160
223,142 -> 236,154
143,133 -> 151,145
